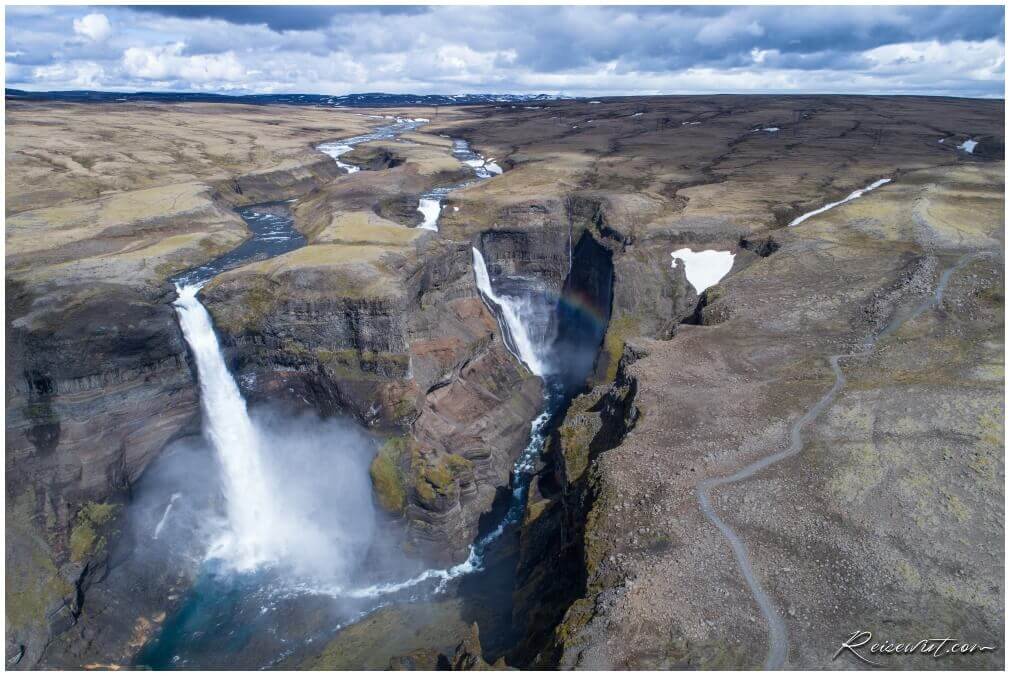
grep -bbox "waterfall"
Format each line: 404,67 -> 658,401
173,285 -> 327,573
471,247 -> 550,377
316,142 -> 360,174
417,198 -> 441,231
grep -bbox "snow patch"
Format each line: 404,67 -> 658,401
670,248 -> 735,294
958,139 -> 978,153
789,178 -> 892,227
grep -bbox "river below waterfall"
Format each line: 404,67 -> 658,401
130,120 -> 611,669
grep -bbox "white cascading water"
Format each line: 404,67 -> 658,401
169,251 -> 554,599
416,198 -> 442,231
173,284 -> 328,573
471,246 -> 550,377
304,247 -> 558,599
316,142 -> 360,174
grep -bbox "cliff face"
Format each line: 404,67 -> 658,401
8,95 -> 1004,671
4,102 -> 384,667
213,155 -> 343,206
6,280 -> 196,667
478,226 -> 570,291
201,235 -> 544,562
512,346 -> 641,665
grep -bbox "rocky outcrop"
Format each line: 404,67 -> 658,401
5,103 -> 381,668
509,343 -> 641,665
477,226 -> 570,290
444,623 -> 509,670
407,338 -> 542,559
213,155 -> 344,206
200,233 -> 543,562
5,278 -> 197,666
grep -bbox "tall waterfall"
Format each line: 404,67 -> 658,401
173,285 -> 327,573
471,247 -> 551,377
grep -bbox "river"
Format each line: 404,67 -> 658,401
134,118 -> 607,668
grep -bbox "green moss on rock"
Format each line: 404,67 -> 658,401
6,488 -> 76,634
370,437 -> 409,514
69,501 -> 118,562
6,535 -> 74,633
413,453 -> 473,504
601,315 -> 640,383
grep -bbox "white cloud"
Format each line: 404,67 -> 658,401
864,38 -> 1005,82
122,43 -> 246,83
73,13 -> 111,42
33,61 -> 105,88
4,6 -> 1004,97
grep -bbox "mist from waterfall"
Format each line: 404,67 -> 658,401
172,285 -> 376,581
141,238 -> 606,666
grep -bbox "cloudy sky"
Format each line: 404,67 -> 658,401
5,5 -> 1005,98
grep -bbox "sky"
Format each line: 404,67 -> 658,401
5,5 -> 1006,98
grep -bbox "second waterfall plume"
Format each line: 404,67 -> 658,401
173,285 -> 364,579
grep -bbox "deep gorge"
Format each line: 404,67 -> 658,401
132,223 -> 619,668
15,109 -> 628,667
8,90 -> 1004,672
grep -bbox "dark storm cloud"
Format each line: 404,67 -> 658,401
481,5 -> 1005,72
5,5 -> 1005,97
129,5 -> 427,32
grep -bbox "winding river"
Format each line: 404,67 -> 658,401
135,116 -> 599,668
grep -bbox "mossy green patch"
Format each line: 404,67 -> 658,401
601,314 -> 641,383
317,348 -> 410,381
559,417 -> 595,484
940,489 -> 970,522
827,442 -> 884,505
412,453 -> 473,504
554,597 -> 595,648
895,559 -> 922,589
524,498 -> 550,526
6,488 -> 75,633
6,533 -> 74,632
69,501 -> 118,562
370,437 -> 409,514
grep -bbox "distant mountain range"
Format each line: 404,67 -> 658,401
5,89 -> 573,107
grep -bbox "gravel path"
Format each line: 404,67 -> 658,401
697,251 -> 987,669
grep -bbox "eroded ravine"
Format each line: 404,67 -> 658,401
697,251 -> 991,669
137,118 -> 502,667
137,115 -> 615,668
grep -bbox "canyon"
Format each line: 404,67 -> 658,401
5,94 -> 1004,669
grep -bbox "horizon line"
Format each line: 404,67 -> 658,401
5,87 -> 1004,103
